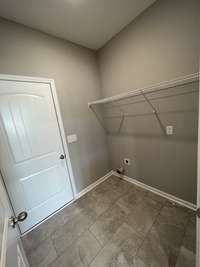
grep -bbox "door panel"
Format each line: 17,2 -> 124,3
0,80 -> 74,233
22,165 -> 64,208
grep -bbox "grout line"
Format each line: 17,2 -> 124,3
27,174 -> 195,266
86,176 -> 132,229
87,229 -> 105,266
175,215 -> 193,264
134,198 -> 165,258
23,174 -> 115,256
134,200 -> 194,264
26,174 -> 194,266
88,244 -> 104,267
50,234 -> 60,259
49,221 -> 101,266
89,189 -> 165,265
88,228 -> 103,248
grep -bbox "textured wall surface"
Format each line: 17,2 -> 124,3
0,0 -> 198,204
98,0 -> 199,203
0,18 -> 109,194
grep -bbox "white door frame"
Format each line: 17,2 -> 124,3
0,74 -> 77,214
197,73 -> 200,267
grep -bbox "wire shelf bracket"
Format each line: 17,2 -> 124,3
88,72 -> 199,134
140,90 -> 166,134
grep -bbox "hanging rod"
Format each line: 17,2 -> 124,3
88,73 -> 199,107
103,88 -> 198,109
103,109 -> 198,119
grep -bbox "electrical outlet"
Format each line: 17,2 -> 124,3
124,158 -> 131,165
166,126 -> 173,135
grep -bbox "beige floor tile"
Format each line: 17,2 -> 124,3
89,204 -> 126,246
22,201 -> 86,253
116,186 -> 146,214
136,219 -> 185,267
105,175 -> 136,195
182,215 -> 196,253
49,230 -> 101,267
90,223 -> 143,267
157,202 -> 190,229
27,238 -> 57,267
22,214 -> 62,253
22,176 -> 196,267
77,188 -> 116,217
175,246 -> 196,267
124,196 -> 162,236
52,209 -> 96,255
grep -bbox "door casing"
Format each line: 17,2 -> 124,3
197,74 -> 200,267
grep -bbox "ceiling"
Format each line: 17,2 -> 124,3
0,0 -> 156,50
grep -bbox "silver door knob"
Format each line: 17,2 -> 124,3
59,154 -> 65,159
9,211 -> 28,228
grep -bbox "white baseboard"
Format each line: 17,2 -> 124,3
75,170 -> 113,199
22,170 -> 196,236
112,171 -> 197,211
76,170 -> 197,211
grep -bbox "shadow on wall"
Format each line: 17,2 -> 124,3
102,82 -> 198,138
93,81 -> 199,204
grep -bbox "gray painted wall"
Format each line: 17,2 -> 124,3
0,18 -> 109,194
98,0 -> 199,203
0,0 -> 198,204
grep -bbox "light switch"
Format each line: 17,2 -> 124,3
67,134 -> 77,143
166,126 -> 173,135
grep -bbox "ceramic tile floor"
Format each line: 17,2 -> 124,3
21,175 -> 196,267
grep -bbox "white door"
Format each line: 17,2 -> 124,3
0,78 -> 74,233
0,175 -> 28,267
